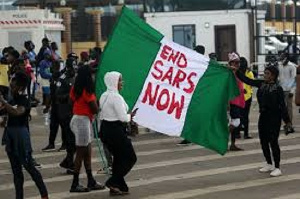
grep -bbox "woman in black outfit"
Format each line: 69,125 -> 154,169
1,72 -> 48,199
233,65 -> 292,177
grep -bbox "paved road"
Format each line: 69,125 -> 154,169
0,106 -> 300,199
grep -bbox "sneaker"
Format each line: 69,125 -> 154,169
259,164 -> 275,173
270,168 -> 282,177
42,144 -> 55,152
59,160 -> 74,171
70,185 -> 90,193
87,182 -> 105,191
229,145 -> 243,151
33,161 -> 42,169
177,140 -> 192,146
97,166 -> 112,175
58,145 -> 66,152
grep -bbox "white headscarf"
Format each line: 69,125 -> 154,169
99,71 -> 130,123
104,71 -> 121,92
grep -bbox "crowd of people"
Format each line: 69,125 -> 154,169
0,38 -> 299,199
0,38 -> 138,198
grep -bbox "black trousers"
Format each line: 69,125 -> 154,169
7,153 -> 48,199
258,113 -> 281,168
100,120 -> 137,192
241,98 -> 252,137
49,105 -> 66,146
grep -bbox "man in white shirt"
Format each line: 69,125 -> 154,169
279,53 -> 297,130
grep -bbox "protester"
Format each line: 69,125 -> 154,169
50,42 -> 61,61
69,66 -> 104,192
21,53 -> 35,100
24,41 -> 36,64
39,49 -> 52,114
283,37 -> 299,64
89,47 -> 102,71
80,51 -> 89,65
6,49 -> 23,77
232,64 -> 292,177
36,38 -> 51,65
0,71 -> 48,199
239,57 -> 254,139
24,41 -> 39,102
56,60 -> 76,173
228,52 -> 245,151
42,60 -> 65,152
278,53 -> 296,133
99,71 -> 137,195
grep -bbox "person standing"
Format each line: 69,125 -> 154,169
56,59 -> 76,172
233,65 -> 292,177
239,57 -> 254,139
69,66 -> 104,192
0,71 -> 48,199
278,53 -> 296,132
99,71 -> 137,195
36,38 -> 51,65
50,42 -> 61,61
39,49 -> 53,114
228,52 -> 245,151
42,61 -> 65,152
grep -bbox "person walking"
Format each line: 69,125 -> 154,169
232,65 -> 292,177
99,71 -> 137,195
239,57 -> 254,139
0,71 -> 48,199
69,66 -> 105,192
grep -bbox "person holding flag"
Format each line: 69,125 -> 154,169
232,64 -> 292,177
99,71 -> 137,195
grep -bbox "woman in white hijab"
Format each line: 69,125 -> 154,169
99,71 -> 137,195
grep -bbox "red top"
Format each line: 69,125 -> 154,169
70,87 -> 97,121
230,75 -> 245,108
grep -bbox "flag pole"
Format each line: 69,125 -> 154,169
92,119 -> 110,175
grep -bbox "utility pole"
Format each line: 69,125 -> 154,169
293,0 -> 298,62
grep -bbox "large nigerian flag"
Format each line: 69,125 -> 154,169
96,7 -> 239,155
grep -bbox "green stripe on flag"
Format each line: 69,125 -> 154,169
96,6 -> 163,109
181,61 -> 239,155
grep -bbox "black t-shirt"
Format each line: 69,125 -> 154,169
7,95 -> 30,127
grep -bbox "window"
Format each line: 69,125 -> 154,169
172,25 -> 196,49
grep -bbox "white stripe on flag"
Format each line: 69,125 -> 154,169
134,37 -> 209,136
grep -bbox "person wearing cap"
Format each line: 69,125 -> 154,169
42,60 -> 66,152
55,60 -> 76,172
231,61 -> 292,177
228,52 -> 245,151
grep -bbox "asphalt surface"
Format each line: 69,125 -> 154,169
0,103 -> 300,199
